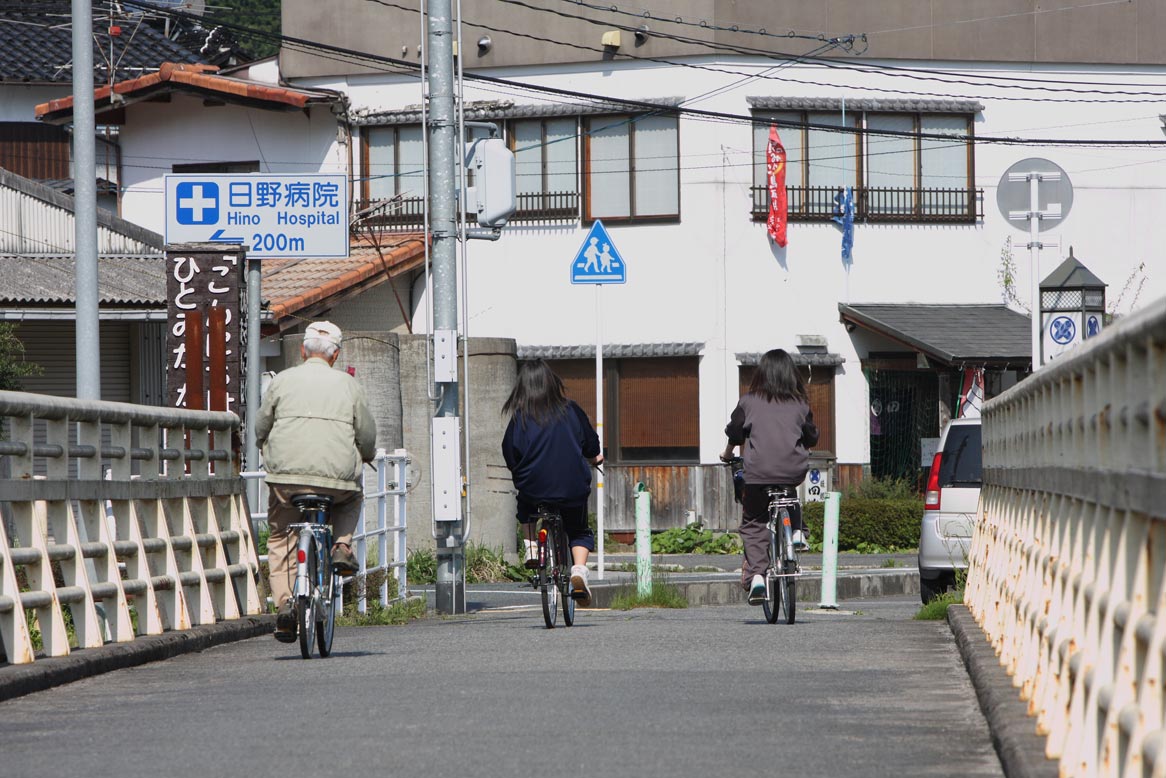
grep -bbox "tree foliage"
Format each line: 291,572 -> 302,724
206,0 -> 281,60
0,323 -> 41,392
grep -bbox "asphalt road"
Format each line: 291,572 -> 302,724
0,595 -> 1002,778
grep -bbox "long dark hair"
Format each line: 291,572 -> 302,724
748,349 -> 807,403
502,359 -> 569,424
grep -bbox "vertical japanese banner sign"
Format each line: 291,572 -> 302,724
766,124 -> 788,247
166,247 -> 247,416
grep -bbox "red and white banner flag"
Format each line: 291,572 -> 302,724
957,367 -> 985,418
766,124 -> 788,247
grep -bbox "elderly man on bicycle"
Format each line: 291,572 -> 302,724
256,321 -> 377,643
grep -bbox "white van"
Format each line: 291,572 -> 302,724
918,417 -> 982,603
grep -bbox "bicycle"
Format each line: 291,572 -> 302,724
762,484 -> 801,625
289,494 -> 341,658
531,505 -> 576,629
725,457 -> 801,625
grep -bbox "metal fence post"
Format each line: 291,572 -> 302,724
819,492 -> 841,610
634,482 -> 652,597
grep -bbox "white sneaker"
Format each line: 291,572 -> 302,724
748,574 -> 766,605
792,530 -> 809,551
570,564 -> 592,607
524,539 -> 539,569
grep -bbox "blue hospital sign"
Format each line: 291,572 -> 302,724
165,174 -> 349,258
570,220 -> 626,284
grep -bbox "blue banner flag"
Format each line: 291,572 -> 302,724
832,187 -> 855,262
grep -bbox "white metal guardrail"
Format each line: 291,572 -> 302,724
965,296 -> 1166,778
242,448 -> 409,613
0,391 -> 261,665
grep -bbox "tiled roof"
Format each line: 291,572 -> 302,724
736,352 -> 845,367
0,3 -> 204,83
838,303 -> 1031,365
747,96 -> 983,114
36,62 -> 340,123
263,235 -> 428,325
352,97 -> 684,126
0,236 -> 428,320
0,255 -> 166,305
517,342 -> 704,360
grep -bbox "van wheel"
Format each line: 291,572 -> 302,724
920,575 -> 948,604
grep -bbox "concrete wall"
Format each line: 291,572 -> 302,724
282,0 -> 1166,77
398,334 -> 518,558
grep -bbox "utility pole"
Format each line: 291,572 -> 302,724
426,0 -> 465,614
73,0 -> 100,399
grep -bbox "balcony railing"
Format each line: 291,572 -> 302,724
354,190 -> 579,231
750,185 -> 983,224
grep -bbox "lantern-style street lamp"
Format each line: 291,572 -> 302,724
1039,247 -> 1106,365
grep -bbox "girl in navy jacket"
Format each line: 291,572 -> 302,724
502,359 -> 603,605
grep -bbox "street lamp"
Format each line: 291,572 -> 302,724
1039,246 -> 1107,364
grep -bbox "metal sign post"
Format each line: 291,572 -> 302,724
571,220 -> 626,580
997,158 -> 1073,369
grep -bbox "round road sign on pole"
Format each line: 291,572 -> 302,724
996,157 -> 1073,232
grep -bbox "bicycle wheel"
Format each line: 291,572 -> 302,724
780,516 -> 797,625
540,534 -> 559,629
762,528 -> 780,625
297,535 -> 319,658
317,562 -> 337,658
559,531 -> 576,627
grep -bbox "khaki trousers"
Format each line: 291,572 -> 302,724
266,484 -> 361,609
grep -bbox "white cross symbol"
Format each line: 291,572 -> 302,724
179,184 -> 216,222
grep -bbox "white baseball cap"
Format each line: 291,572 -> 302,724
305,320 -> 342,348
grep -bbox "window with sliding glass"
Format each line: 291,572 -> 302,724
510,117 -> 579,222
583,113 -> 680,223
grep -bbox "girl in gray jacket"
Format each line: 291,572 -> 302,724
722,349 -> 819,605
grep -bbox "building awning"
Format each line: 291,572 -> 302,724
839,303 -> 1031,366
35,62 -> 340,124
518,342 -> 703,360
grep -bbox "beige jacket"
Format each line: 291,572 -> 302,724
255,357 -> 377,491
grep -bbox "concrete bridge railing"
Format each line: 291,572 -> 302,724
966,296 -> 1166,778
0,391 -> 261,665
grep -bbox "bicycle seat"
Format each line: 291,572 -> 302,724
765,485 -> 799,500
291,494 -> 334,511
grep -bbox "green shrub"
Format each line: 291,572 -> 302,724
802,498 -> 922,551
650,523 -> 741,555
845,476 -> 920,501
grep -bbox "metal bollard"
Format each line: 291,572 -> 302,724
819,491 -> 841,609
634,482 -> 652,596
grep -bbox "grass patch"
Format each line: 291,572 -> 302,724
336,597 -> 426,626
915,590 -> 963,620
881,558 -> 903,568
609,581 -> 688,610
407,544 -> 528,584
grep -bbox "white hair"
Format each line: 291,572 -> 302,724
302,336 -> 339,359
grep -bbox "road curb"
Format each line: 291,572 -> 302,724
589,569 -> 920,609
948,605 -> 1058,778
0,615 -> 275,703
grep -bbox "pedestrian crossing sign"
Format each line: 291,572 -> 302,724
570,220 -> 626,284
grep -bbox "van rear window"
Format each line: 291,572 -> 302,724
939,425 -> 982,488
